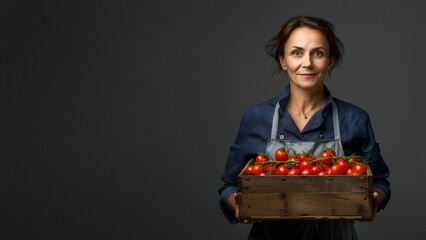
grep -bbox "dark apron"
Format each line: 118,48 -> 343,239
248,101 -> 358,240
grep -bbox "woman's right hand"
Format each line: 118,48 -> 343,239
227,192 -> 262,224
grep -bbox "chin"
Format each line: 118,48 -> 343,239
291,79 -> 324,90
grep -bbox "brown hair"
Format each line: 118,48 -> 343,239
266,16 -> 344,75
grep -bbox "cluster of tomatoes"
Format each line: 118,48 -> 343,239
245,147 -> 368,176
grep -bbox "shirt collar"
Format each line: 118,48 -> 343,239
278,84 -> 334,111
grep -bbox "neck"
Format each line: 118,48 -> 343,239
287,84 -> 326,119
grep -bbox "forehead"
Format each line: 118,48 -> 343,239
285,27 -> 329,49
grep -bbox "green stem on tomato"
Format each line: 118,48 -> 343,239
253,156 -> 368,165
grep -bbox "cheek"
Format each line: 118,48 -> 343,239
285,61 -> 300,72
317,61 -> 330,72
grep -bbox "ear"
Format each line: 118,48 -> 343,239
278,55 -> 287,70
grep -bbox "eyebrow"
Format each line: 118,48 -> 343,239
290,46 -> 326,50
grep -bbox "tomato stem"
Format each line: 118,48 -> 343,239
253,156 -> 368,165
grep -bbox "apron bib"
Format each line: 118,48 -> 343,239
249,101 -> 358,240
265,101 -> 344,159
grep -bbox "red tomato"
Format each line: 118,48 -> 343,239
258,172 -> 267,176
329,165 -> 344,175
297,153 -> 308,162
320,148 -> 336,165
251,164 -> 265,175
327,148 -> 336,155
309,154 -> 317,160
345,168 -> 358,175
288,169 -> 300,175
336,159 -> 350,172
290,155 -> 298,162
317,171 -> 328,175
276,165 -> 289,175
300,160 -> 313,170
275,148 -> 289,161
246,166 -> 253,175
266,166 -> 276,175
294,163 -> 300,169
255,153 -> 269,163
353,163 -> 367,175
316,163 -> 329,171
348,157 -> 356,164
311,166 -> 322,175
301,168 -> 314,175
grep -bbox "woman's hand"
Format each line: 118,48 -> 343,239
227,192 -> 262,224
357,187 -> 385,222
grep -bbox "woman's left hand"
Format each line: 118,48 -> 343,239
356,187 -> 385,222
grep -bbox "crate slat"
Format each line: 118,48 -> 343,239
239,192 -> 372,219
239,175 -> 369,193
237,159 -> 373,220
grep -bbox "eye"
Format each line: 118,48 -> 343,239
291,50 -> 301,56
313,51 -> 324,57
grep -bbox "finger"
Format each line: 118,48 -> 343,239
232,193 -> 238,205
234,193 -> 240,220
373,192 -> 379,207
356,192 -> 379,222
367,192 -> 379,222
235,206 -> 240,220
241,219 -> 263,224
370,192 -> 379,222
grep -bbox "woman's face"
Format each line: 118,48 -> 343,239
279,27 -> 332,90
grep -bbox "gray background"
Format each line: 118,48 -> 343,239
1,0 -> 425,239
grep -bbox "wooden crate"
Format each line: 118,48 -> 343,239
237,159 -> 373,220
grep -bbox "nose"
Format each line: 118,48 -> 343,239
302,55 -> 313,68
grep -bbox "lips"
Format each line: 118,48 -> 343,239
299,73 -> 317,78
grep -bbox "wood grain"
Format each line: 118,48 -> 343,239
238,159 -> 373,220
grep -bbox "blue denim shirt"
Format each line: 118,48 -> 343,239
218,85 -> 391,224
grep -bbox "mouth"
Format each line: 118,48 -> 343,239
299,73 -> 317,78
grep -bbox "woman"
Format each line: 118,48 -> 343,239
218,16 -> 391,239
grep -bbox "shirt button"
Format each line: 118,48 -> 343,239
279,135 -> 285,140
319,134 -> 323,138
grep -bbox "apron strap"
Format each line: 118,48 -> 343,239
270,100 -> 342,140
270,102 -> 281,140
331,101 -> 341,140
